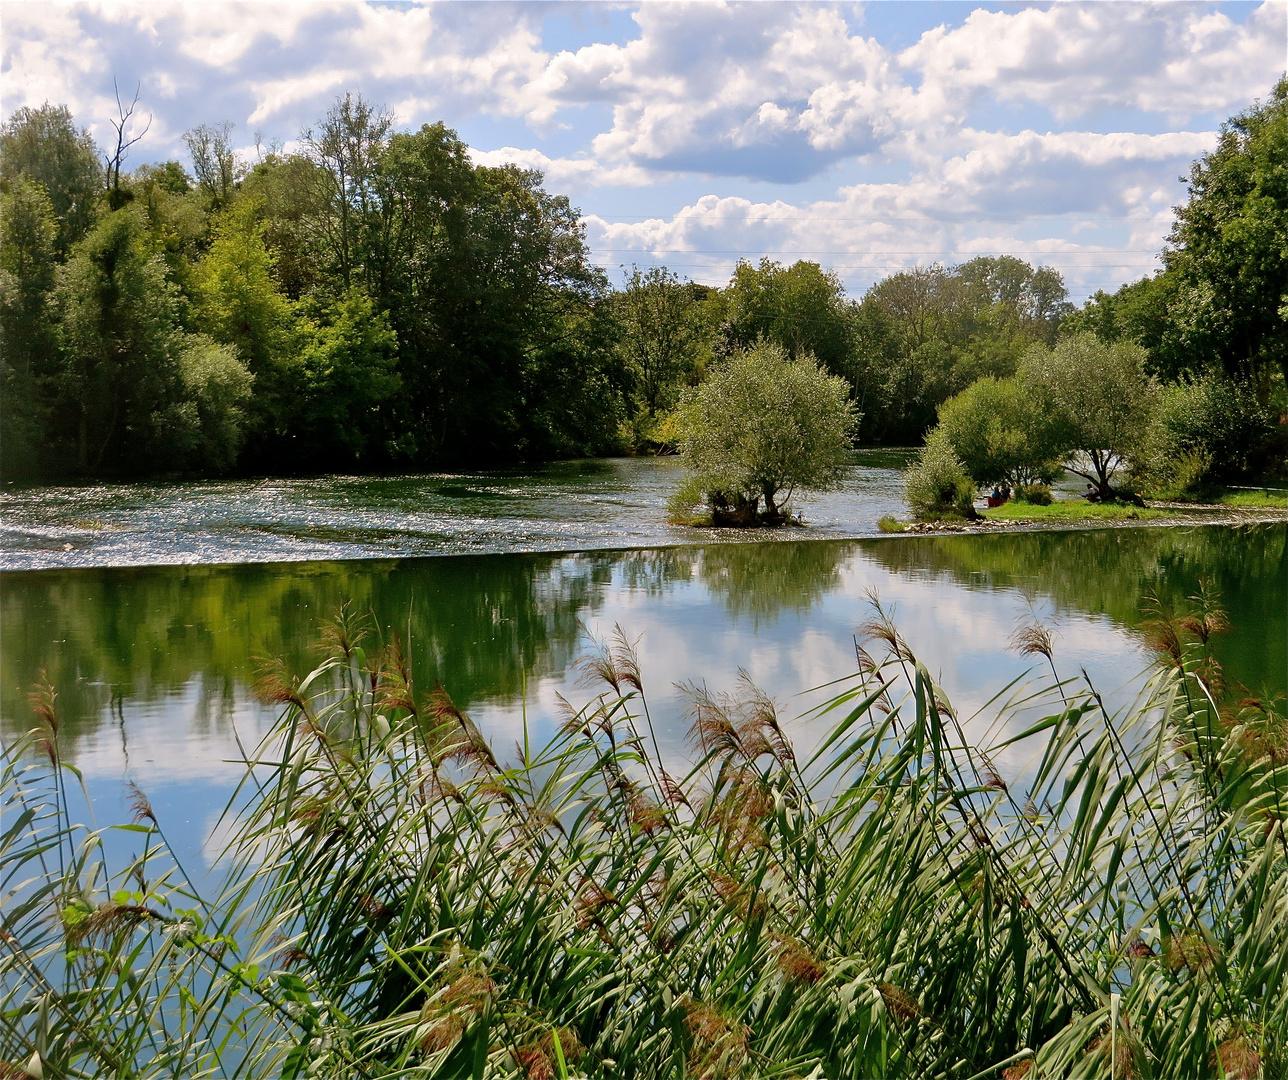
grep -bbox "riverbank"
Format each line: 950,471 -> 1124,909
883,496 -> 1284,534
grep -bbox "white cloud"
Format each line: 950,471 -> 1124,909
903,1 -> 1286,125
580,121 -> 1208,294
467,145 -> 658,188
2,1 -> 1282,299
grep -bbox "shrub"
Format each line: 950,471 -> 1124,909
1016,483 -> 1053,505
1151,448 -> 1217,502
1159,374 -> 1271,481
935,375 -> 1064,488
877,514 -> 905,533
904,430 -> 977,519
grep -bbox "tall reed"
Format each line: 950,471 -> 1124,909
2,594 -> 1284,1078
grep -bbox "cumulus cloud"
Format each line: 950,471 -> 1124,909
581,122 -> 1210,294
903,1 -> 1286,125
467,145 -> 659,188
2,0 -> 1282,299
537,4 -> 910,180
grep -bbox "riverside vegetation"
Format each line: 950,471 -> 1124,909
2,590 -> 1286,1078
3,80 -> 1284,506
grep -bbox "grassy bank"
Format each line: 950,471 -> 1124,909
1220,489 -> 1288,508
2,602 -> 1285,1078
984,498 -> 1169,523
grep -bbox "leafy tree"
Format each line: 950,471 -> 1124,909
0,177 -> 60,477
1163,77 -> 1287,389
1157,373 -> 1272,482
239,153 -> 321,300
375,120 -> 615,463
519,297 -> 629,458
170,334 -> 254,472
305,93 -> 392,291
934,375 -> 1065,489
1060,272 -> 1186,378
954,255 -> 1072,345
675,341 -> 856,523
720,258 -> 854,382
294,289 -> 400,465
617,265 -> 703,428
183,121 -> 238,209
0,104 -> 104,254
860,259 -> 1072,443
1021,333 -> 1158,496
54,208 -> 185,472
195,198 -> 297,453
130,162 -> 209,324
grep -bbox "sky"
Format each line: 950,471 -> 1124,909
2,0 -> 1285,302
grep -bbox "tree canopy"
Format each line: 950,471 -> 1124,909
674,341 -> 856,523
1164,77 -> 1287,388
1,82 -> 1281,487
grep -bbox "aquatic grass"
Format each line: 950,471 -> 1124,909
2,596 -> 1286,1078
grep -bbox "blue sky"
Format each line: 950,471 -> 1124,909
3,0 -> 1285,301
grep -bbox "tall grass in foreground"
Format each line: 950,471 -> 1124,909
2,596 -> 1286,1079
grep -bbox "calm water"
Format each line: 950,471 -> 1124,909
2,523 -> 1283,873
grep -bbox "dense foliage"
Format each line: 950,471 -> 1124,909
2,79 -> 1284,484
671,341 -> 856,524
3,595 -> 1285,1078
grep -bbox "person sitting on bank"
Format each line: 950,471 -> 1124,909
1084,483 -> 1101,502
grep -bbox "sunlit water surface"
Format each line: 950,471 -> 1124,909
2,450 -> 1123,571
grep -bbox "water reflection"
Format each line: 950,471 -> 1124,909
864,524 -> 1285,696
1,525 -> 1282,869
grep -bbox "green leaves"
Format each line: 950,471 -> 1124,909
675,340 -> 857,520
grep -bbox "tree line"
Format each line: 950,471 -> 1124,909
2,80 -> 1284,484
903,78 -> 1286,514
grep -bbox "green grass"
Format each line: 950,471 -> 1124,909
1219,489 -> 1288,508
2,600 -> 1286,1078
985,497 -> 1168,522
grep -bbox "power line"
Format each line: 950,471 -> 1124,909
591,250 -> 1160,258
585,213 -> 1173,223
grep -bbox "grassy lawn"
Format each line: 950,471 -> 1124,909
1219,489 -> 1288,508
983,498 -> 1168,522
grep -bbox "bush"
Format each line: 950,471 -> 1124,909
1158,374 -> 1272,481
904,430 -> 977,519
1151,448 -> 1218,502
935,375 -> 1064,488
877,514 -> 905,533
1016,483 -> 1053,505
170,334 -> 254,473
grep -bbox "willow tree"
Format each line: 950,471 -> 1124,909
1020,333 -> 1158,497
673,340 -> 856,525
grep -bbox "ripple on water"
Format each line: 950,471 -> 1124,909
0,452 -> 924,570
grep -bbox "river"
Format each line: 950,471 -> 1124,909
1,457 -> 1284,875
